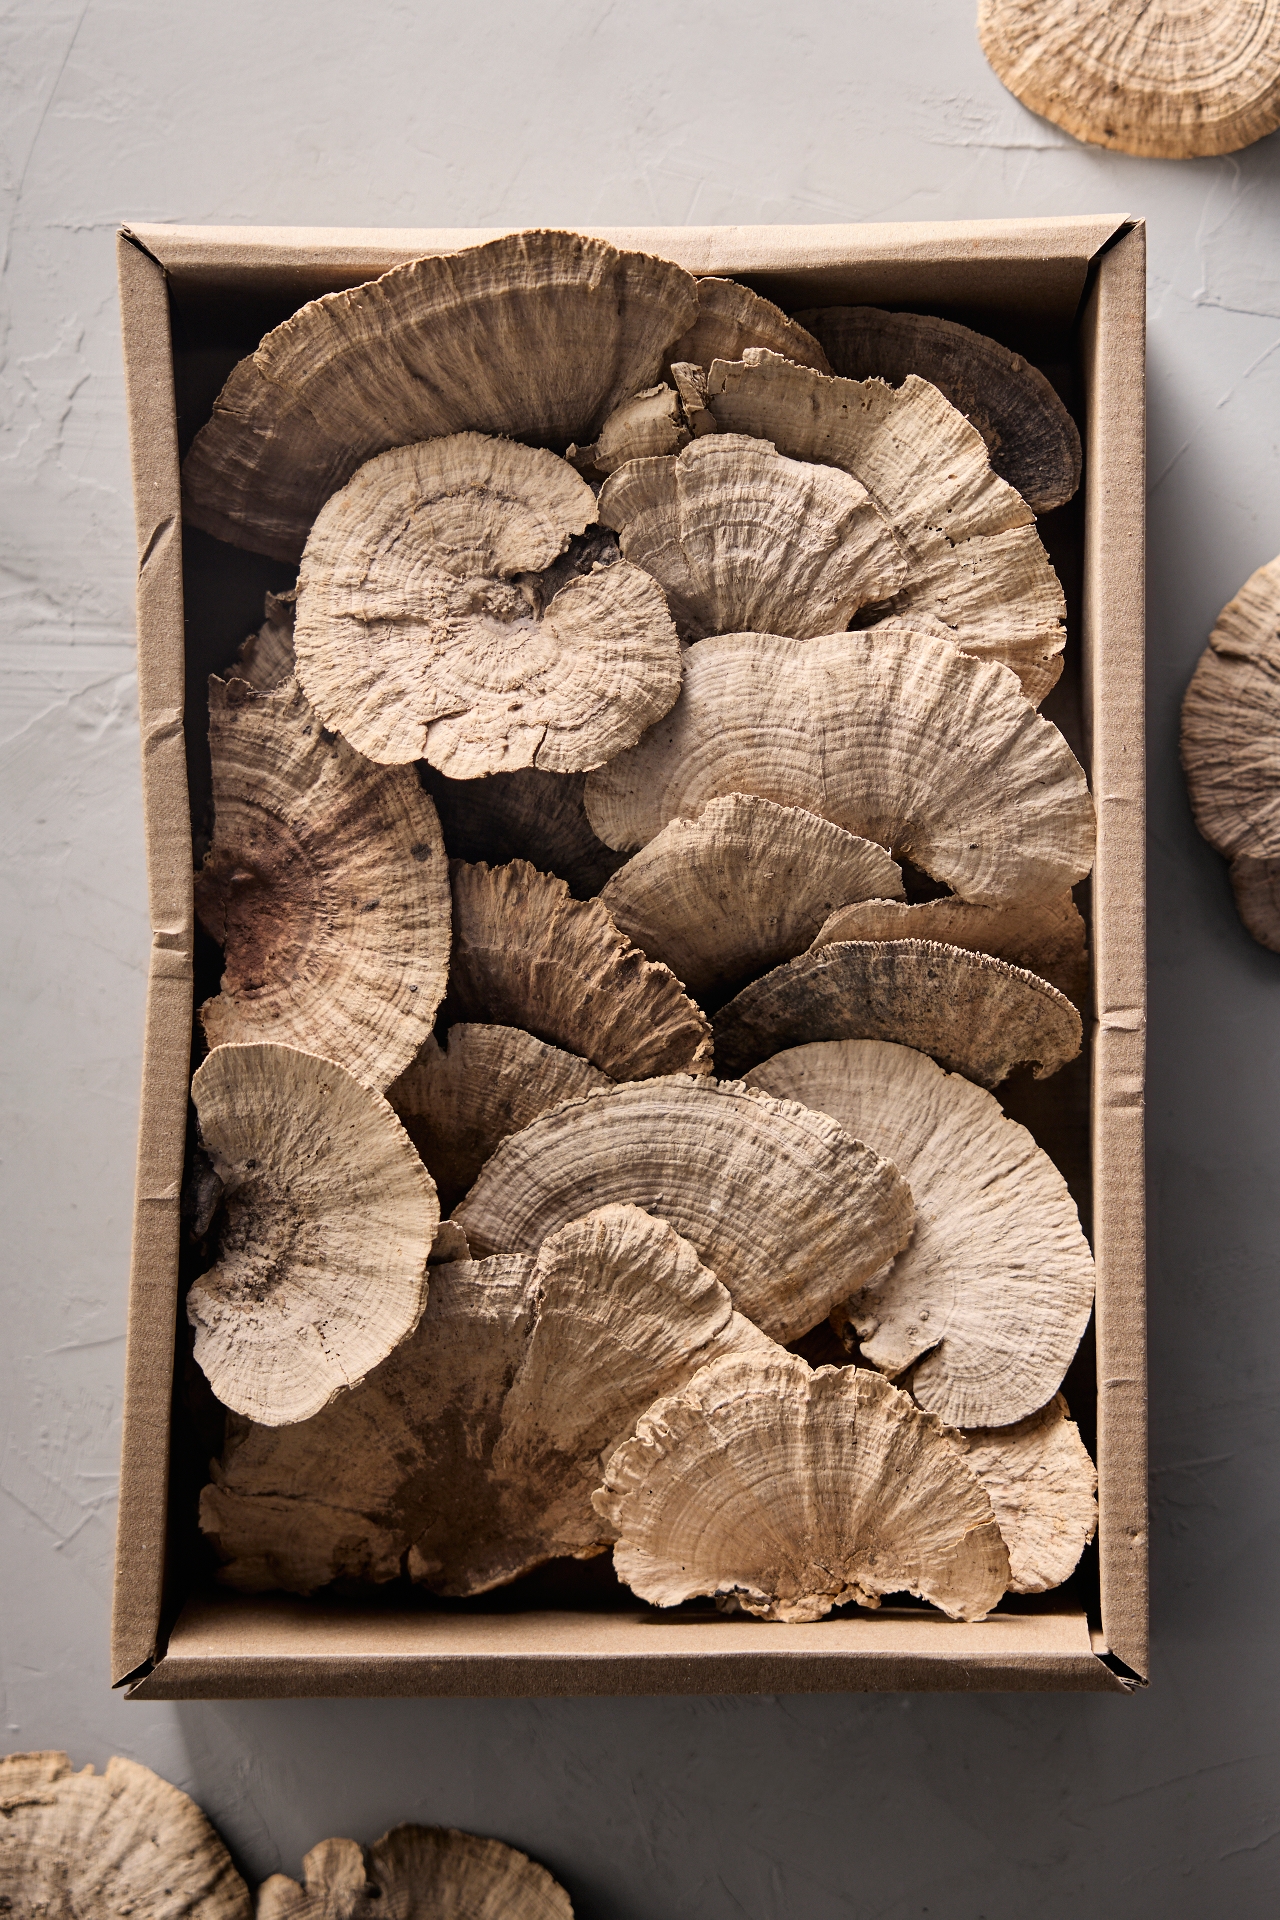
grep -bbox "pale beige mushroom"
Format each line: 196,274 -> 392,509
746,1040 -> 1094,1425
796,306 -> 1081,514
978,0 -> 1280,159
446,859 -> 712,1079
697,349 -> 1065,701
233,588 -> 296,690
812,890 -> 1088,1005
666,275 -> 831,374
599,793 -> 904,1007
293,433 -> 681,775
182,228 -> 699,561
188,1043 -> 438,1425
0,1751 -> 250,1917
715,939 -> 1081,1085
571,383 -> 690,475
594,1353 -> 1009,1621
257,1824 -> 572,1920
420,764 -> 625,898
958,1394 -> 1098,1595
455,1075 -> 913,1344
1180,552 -> 1280,952
596,435 -> 906,640
195,675 -> 451,1090
584,628 -> 1095,904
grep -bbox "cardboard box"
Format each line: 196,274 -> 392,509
112,217 -> 1147,1698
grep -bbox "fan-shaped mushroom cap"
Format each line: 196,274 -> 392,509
446,859 -> 712,1079
454,1075 -> 913,1344
258,1824 -> 572,1920
666,275 -> 831,374
421,764 -> 625,898
182,228 -> 699,562
597,435 -> 905,641
959,1394 -> 1098,1595
746,1040 -> 1094,1425
575,383 -> 691,474
195,676 -> 451,1090
1180,553 -> 1280,952
387,1024 -> 611,1215
0,1751 -> 250,1918
812,890 -> 1088,1005
717,940 -> 1081,1086
293,434 -> 681,775
234,588 -> 296,690
594,1354 -> 1008,1621
188,1043 -> 438,1425
584,628 -> 1095,904
797,306 -> 1081,515
600,793 -> 904,1006
978,0 -> 1280,160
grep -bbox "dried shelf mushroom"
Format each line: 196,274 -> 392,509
958,1394 -> 1098,1595
1180,552 -> 1280,952
594,1353 -> 1009,1621
293,433 -> 681,776
182,227 -> 699,561
812,890 -> 1088,1006
596,434 -> 906,640
666,274 -> 832,374
978,0 -> 1280,159
454,1075 -> 913,1345
445,859 -> 713,1079
571,383 -> 690,474
747,1039 -> 1095,1426
233,588 -> 296,690
599,793 -> 904,1007
796,306 -> 1081,514
257,1824 -> 572,1920
0,1751 -> 250,1917
196,675 -> 451,1089
420,763 -> 626,898
189,1043 -> 438,1426
584,628 -> 1095,905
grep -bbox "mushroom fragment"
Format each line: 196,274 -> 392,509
188,1043 -> 438,1426
195,676 -> 451,1089
958,1395 -> 1098,1595
182,228 -> 699,562
420,764 -> 625,898
594,1353 -> 1009,1622
600,793 -> 904,1006
233,588 -> 296,690
747,1040 -> 1094,1425
584,628 -> 1095,905
455,1075 -> 913,1345
1180,553 -> 1280,952
666,275 -> 832,374
293,434 -> 681,775
812,890 -> 1088,1005
446,859 -> 713,1079
257,1824 -> 572,1920
596,435 -> 906,640
572,383 -> 690,474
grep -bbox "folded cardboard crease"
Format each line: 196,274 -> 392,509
112,217 -> 1147,1698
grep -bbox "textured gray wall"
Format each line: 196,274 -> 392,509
2,3 -> 1278,1913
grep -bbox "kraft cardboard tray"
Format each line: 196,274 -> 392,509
112,217 -> 1147,1699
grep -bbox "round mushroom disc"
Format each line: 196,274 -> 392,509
188,1043 -> 439,1426
746,1040 -> 1095,1426
294,434 -> 681,774
453,1075 -> 914,1345
597,435 -> 906,640
716,938 -> 1081,1085
257,1825 -> 572,1920
796,306 -> 1081,514
977,0 -> 1280,160
665,275 -> 832,374
959,1394 -> 1098,1595
0,1752 -> 251,1918
420,763 -> 626,898
594,1353 -> 1009,1622
234,588 -> 296,690
195,676 -> 451,1091
584,628 -> 1096,905
1180,552 -> 1280,952
599,792 -> 904,1006
445,859 -> 712,1080
812,890 -> 1089,1006
698,349 -> 1066,702
181,227 -> 700,562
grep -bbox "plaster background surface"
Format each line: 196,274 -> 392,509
1,2 -> 1278,1913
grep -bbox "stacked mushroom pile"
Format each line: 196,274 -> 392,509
183,230 -> 1098,1626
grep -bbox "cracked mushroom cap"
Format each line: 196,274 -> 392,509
959,1394 -> 1098,1595
182,228 -> 699,562
666,275 -> 831,374
594,1353 -> 1009,1622
572,383 -> 691,475
257,1824 -> 572,1920
0,1751 -> 250,1918
454,1075 -> 913,1345
195,676 -> 451,1090
1180,552 -> 1280,952
812,890 -> 1088,1005
599,793 -> 904,1007
596,434 -> 905,641
293,434 -> 681,775
420,764 -> 625,898
747,1040 -> 1094,1426
584,627 -> 1095,904
978,0 -> 1280,159
188,1043 -> 438,1425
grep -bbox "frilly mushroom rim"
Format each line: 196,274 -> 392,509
811,890 -> 1089,1006
233,588 -> 296,691
256,1824 -> 573,1920
959,1394 -> 1098,1596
